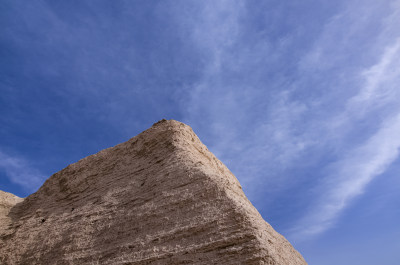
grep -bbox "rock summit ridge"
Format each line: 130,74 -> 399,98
0,119 -> 307,264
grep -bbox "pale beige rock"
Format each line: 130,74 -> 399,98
0,191 -> 24,239
0,119 -> 307,264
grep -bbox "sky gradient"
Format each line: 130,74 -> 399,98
1,1 -> 400,264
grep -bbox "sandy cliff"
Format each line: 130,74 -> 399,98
0,119 -> 306,264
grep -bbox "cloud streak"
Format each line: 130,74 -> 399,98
0,151 -> 44,194
290,35 -> 400,239
291,112 -> 400,238
175,0 -> 400,239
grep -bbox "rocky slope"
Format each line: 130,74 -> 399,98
0,191 -> 23,239
0,119 -> 306,264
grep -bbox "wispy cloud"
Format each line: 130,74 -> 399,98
176,1 -> 307,174
0,151 -> 44,194
290,112 -> 400,238
348,38 -> 400,113
175,0 -> 400,238
290,36 -> 400,239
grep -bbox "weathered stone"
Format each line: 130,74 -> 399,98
0,120 -> 306,264
0,191 -> 24,239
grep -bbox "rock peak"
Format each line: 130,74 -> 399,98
0,120 -> 307,265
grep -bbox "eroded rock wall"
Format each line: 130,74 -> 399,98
0,120 -> 306,265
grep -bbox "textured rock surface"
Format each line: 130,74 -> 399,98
0,191 -> 23,239
0,120 -> 307,264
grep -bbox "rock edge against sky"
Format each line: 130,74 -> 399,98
0,119 -> 306,264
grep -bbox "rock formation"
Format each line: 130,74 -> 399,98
0,119 -> 307,264
0,191 -> 23,240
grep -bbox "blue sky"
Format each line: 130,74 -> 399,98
1,0 -> 400,263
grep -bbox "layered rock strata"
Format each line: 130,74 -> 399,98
0,119 -> 306,264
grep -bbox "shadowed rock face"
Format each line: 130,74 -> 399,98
0,120 -> 307,265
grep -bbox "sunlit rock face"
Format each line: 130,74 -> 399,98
0,191 -> 23,239
0,120 -> 306,265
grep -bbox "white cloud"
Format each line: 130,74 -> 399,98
290,36 -> 400,240
175,0 -> 400,239
0,151 -> 44,194
290,112 -> 400,239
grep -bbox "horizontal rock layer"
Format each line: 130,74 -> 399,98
0,120 -> 306,264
